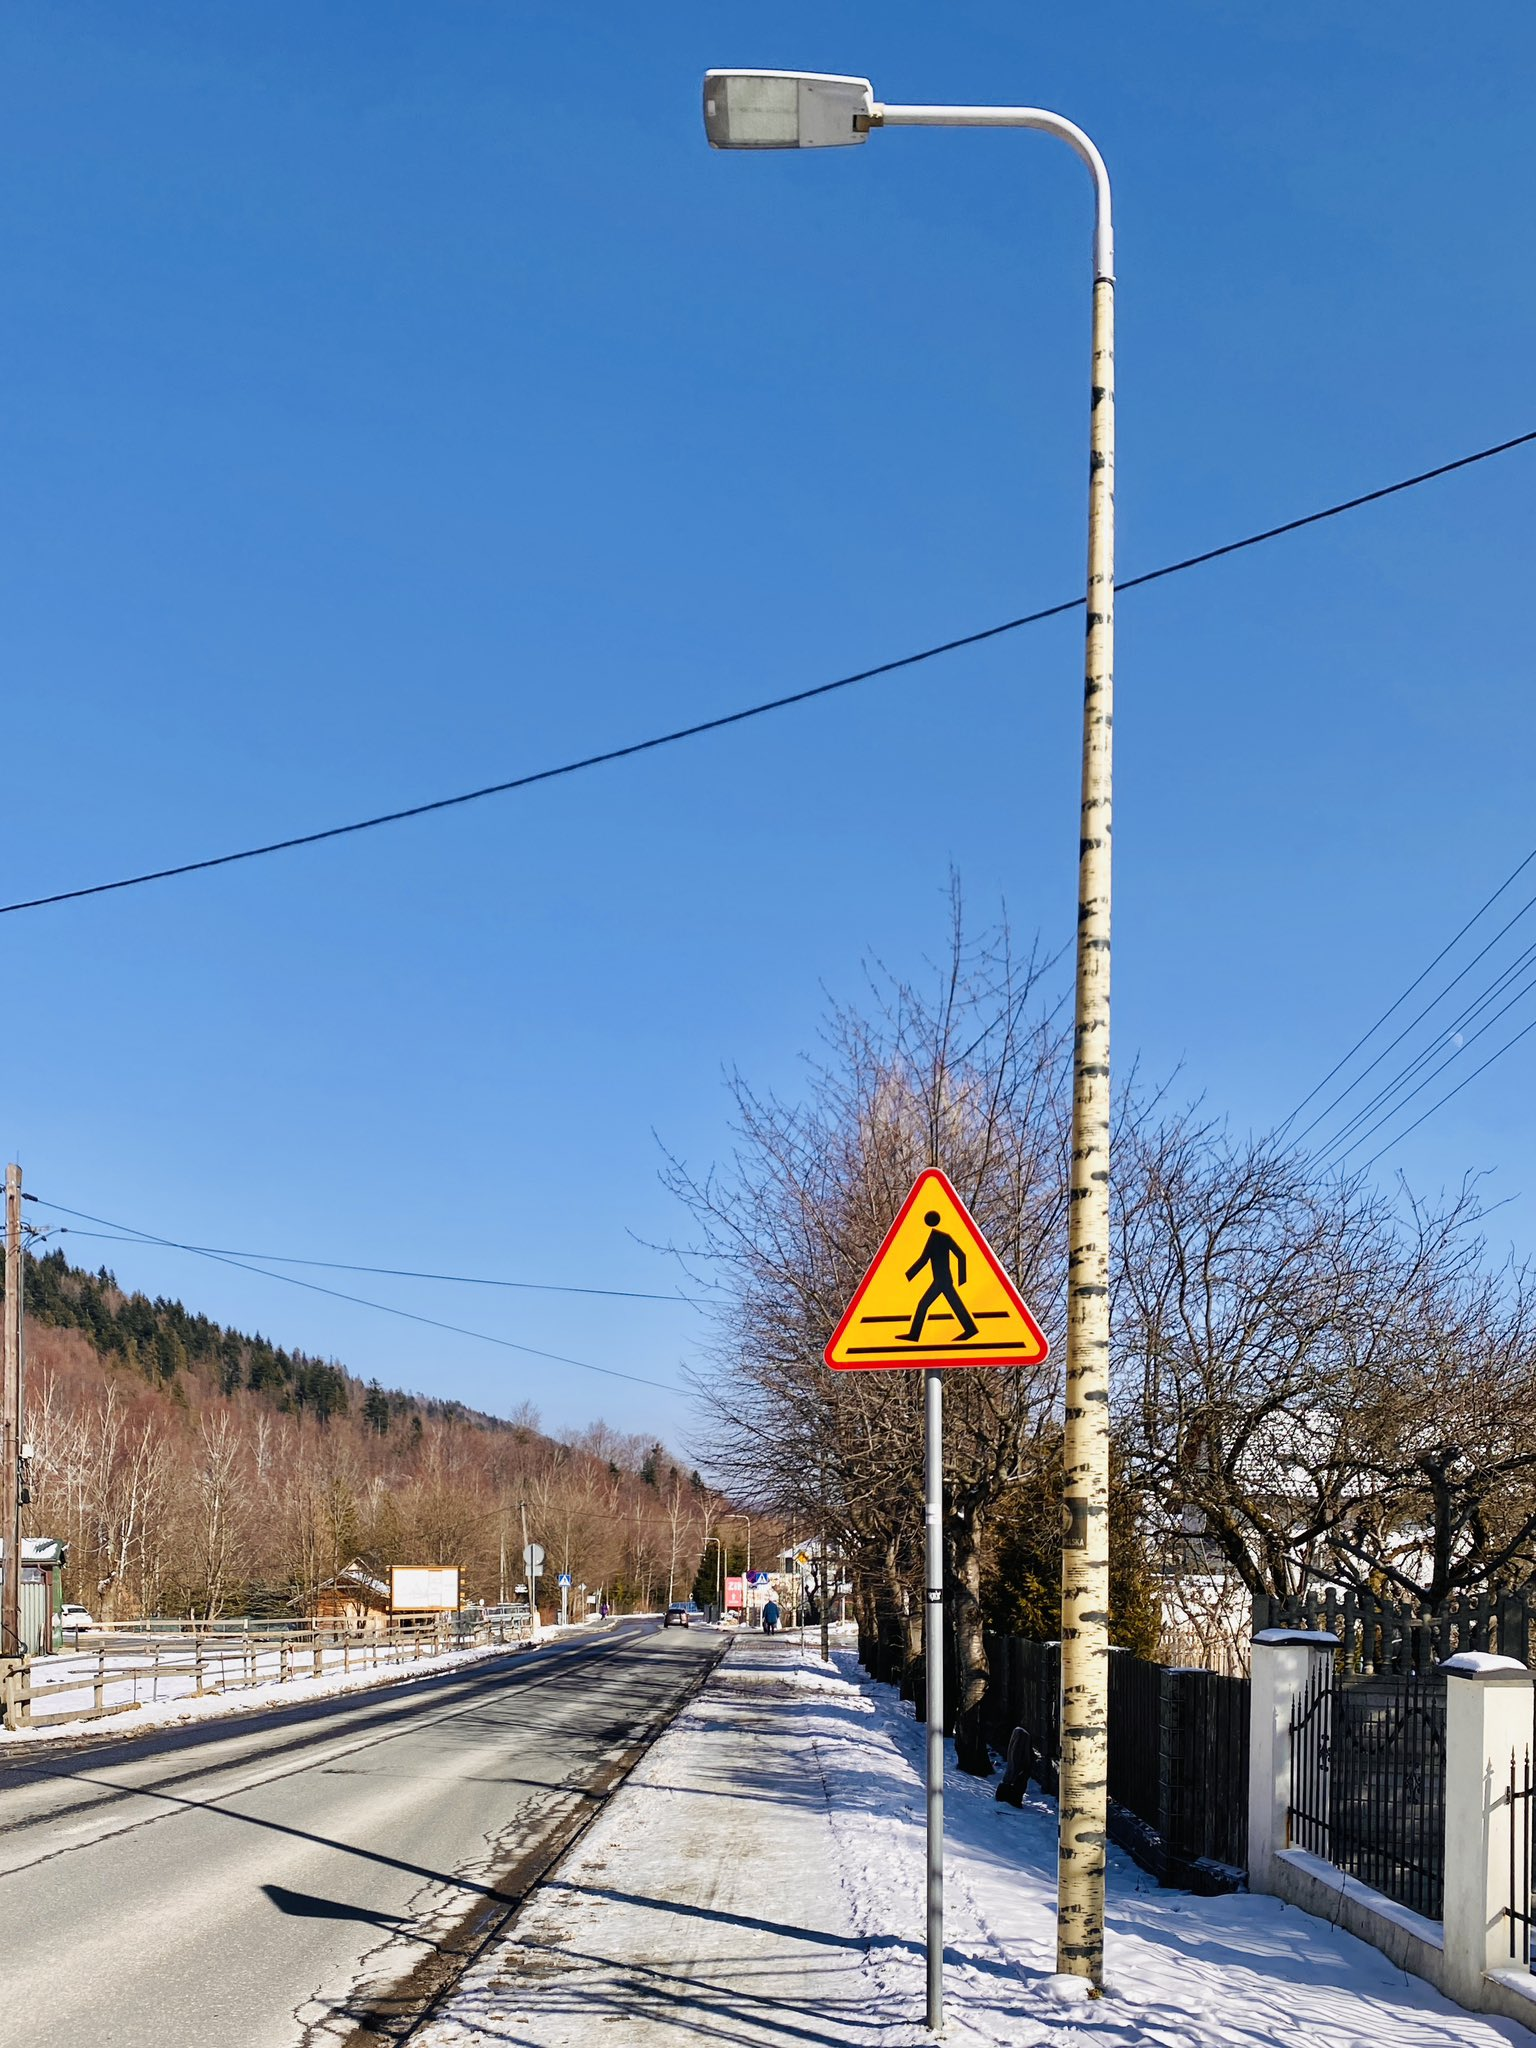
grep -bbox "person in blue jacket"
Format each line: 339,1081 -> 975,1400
762,1598 -> 781,1634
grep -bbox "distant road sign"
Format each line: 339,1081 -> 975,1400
557,1572 -> 572,1588
746,1570 -> 770,1586
824,1168 -> 1048,1371
522,1544 -> 545,1571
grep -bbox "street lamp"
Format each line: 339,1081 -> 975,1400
722,1512 -> 752,1621
704,70 -> 1116,2003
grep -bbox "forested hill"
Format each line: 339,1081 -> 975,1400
15,1248 -> 709,1621
18,1246 -> 504,1437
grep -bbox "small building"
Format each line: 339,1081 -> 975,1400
314,1560 -> 392,1633
0,1537 -> 68,1655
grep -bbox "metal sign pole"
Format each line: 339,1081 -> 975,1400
925,1365 -> 944,2033
821,1167 -> 1047,2035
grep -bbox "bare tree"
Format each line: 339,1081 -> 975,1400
190,1413 -> 246,1617
1114,1112 -> 1536,1612
669,907 -> 1072,1769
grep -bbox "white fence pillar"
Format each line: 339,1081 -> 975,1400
1441,1652 -> 1533,2008
1247,1629 -> 1340,1895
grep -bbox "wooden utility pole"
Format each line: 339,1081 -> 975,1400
2,1163 -> 23,1659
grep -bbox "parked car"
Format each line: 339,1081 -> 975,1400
663,1602 -> 692,1628
57,1604 -> 95,1637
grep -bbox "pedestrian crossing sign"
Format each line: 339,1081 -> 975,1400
822,1169 -> 1049,1372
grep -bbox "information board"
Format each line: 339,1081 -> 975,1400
389,1565 -> 461,1613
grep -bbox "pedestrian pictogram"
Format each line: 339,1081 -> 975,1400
823,1169 -> 1049,1371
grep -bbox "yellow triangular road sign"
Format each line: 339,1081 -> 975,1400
823,1169 -> 1049,1371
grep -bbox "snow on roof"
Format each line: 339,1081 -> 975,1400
318,1560 -> 390,1601
0,1537 -> 65,1564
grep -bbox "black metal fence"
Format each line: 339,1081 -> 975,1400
1108,1651 -> 1163,1826
1256,1586 -> 1536,1674
1288,1661 -> 1447,1920
1507,1747 -> 1535,1967
987,1635 -> 1060,1779
985,1635 -> 1249,1886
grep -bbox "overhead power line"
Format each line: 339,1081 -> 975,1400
4,429 -> 1531,920
1357,1013 -> 1536,1170
1314,947 -> 1536,1167
1282,838 -> 1536,1171
1278,836 -> 1536,1139
36,1212 -> 700,1303
29,1197 -> 688,1396
1289,878 -> 1536,1151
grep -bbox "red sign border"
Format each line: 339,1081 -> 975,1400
822,1168 -> 1050,1372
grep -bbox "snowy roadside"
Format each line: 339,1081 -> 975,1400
808,1643 -> 1529,2045
417,1630 -> 1530,2048
0,1619 -> 612,1747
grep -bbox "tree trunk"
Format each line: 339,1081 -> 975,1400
948,1514 -> 993,1775
854,1579 -> 877,1672
874,1540 -> 908,1689
900,1600 -> 924,1705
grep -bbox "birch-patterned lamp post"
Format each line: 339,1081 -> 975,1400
703,67 -> 1117,1992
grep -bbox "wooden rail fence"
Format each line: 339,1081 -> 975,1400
0,1616 -> 532,1732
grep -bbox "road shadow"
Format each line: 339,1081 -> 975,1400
262,1882 -> 408,1933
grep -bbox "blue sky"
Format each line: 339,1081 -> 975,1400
3,4 -> 1532,1449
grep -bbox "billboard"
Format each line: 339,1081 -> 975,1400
724,1574 -> 745,1610
389,1565 -> 461,1613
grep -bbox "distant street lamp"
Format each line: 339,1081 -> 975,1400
704,69 -> 1117,2005
720,1512 -> 752,1620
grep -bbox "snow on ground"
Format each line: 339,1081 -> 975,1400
418,1629 -> 1529,2047
0,1622 -> 603,1746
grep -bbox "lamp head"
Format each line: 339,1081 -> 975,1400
702,70 -> 874,150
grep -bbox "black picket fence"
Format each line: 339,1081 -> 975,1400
985,1635 -> 1249,1889
1255,1585 -> 1536,1674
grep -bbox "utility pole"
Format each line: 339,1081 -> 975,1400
1057,192 -> 1116,1990
703,71 -> 1116,1990
519,1498 -> 538,1616
2,1164 -> 23,1660
820,1449 -> 831,1664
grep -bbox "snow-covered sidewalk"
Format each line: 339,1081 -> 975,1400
418,1630 -> 1530,2047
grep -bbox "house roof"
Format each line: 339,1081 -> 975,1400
0,1537 -> 66,1565
318,1559 -> 390,1602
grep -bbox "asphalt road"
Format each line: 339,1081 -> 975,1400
0,1620 -> 720,2048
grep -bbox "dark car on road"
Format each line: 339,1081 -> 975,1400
663,1603 -> 693,1628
